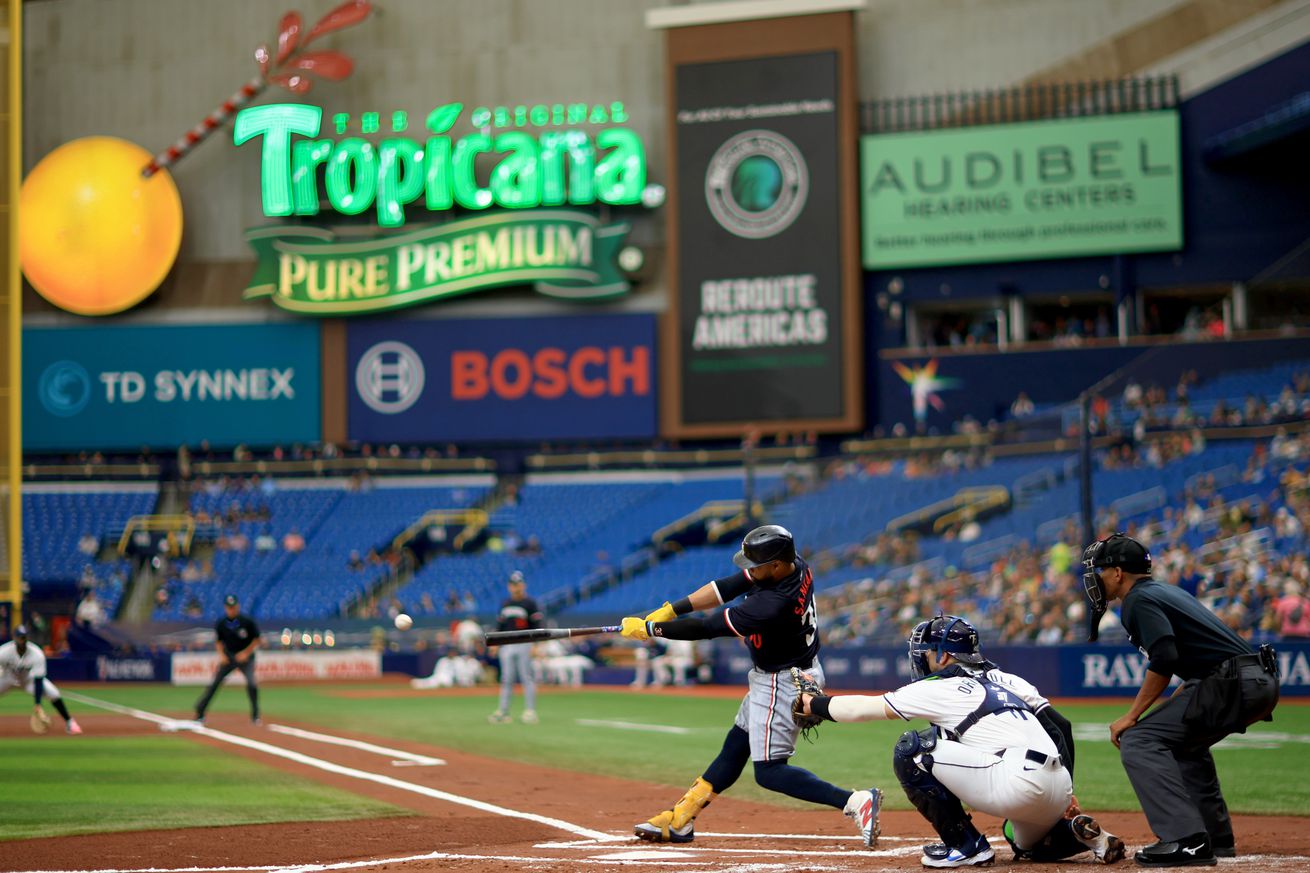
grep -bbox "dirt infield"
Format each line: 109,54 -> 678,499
5,710 -> 1310,873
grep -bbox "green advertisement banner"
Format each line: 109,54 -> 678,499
244,209 -> 631,315
861,111 -> 1182,269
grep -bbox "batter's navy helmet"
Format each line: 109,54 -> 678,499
733,524 -> 796,569
908,614 -> 987,680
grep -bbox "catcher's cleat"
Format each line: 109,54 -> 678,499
844,787 -> 882,848
921,833 -> 995,868
633,776 -> 716,843
1070,814 -> 1125,864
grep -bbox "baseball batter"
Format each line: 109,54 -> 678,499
620,525 -> 881,846
489,571 -> 543,725
0,625 -> 83,734
799,614 -> 1124,868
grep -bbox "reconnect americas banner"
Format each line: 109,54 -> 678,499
862,111 -> 1183,268
23,324 -> 321,451
673,51 -> 851,430
347,314 -> 655,443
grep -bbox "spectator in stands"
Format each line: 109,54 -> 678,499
1275,581 -> 1310,639
79,565 -> 97,591
254,527 -> 277,553
1010,392 -> 1035,418
282,527 -> 305,553
227,530 -> 250,552
348,550 -> 365,572
76,591 -> 106,628
78,532 -> 99,557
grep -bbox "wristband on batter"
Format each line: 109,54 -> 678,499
809,694 -> 835,722
671,596 -> 694,616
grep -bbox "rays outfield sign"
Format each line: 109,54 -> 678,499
243,210 -> 632,315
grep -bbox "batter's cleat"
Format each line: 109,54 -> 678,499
844,787 -> 882,848
521,710 -> 539,724
1071,814 -> 1126,864
921,834 -> 995,868
1134,834 -> 1216,867
487,711 -> 511,724
65,719 -> 83,735
634,812 -> 694,844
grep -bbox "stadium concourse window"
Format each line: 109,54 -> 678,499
1141,291 -> 1230,338
1026,296 -> 1114,345
914,308 -> 1001,349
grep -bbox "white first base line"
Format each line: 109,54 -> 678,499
266,723 -> 446,766
61,692 -> 614,842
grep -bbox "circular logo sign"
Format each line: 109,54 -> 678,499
38,361 -> 92,417
355,341 -> 426,415
704,129 -> 809,239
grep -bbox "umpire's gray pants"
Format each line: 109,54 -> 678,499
1119,658 -> 1278,842
497,643 -> 537,713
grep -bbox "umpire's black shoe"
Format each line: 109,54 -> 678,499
1134,834 -> 1217,867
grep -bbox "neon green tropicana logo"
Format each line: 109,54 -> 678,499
234,102 -> 647,227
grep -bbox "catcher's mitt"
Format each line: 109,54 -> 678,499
790,667 -> 825,742
30,708 -> 50,735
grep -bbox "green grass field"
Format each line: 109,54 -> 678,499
2,682 -> 1308,841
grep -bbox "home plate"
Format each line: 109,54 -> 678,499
588,849 -> 700,861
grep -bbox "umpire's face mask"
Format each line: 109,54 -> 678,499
1081,542 -> 1108,642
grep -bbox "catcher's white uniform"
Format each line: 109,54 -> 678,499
834,666 -> 1072,848
0,639 -> 62,702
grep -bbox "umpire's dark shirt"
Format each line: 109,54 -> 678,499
1121,580 -> 1251,680
216,614 -> 260,657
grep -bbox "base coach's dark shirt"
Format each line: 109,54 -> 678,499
216,614 -> 261,657
1121,580 -> 1250,680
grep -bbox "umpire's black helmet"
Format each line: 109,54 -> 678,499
733,524 -> 796,569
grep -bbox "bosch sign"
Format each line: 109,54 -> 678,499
347,315 -> 656,442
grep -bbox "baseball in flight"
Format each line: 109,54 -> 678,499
394,614 -> 413,631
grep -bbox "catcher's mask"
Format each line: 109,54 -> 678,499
908,613 -> 986,681
1082,533 -> 1152,642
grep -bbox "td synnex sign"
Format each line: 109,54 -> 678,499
347,315 -> 656,442
861,112 -> 1182,268
23,324 -> 321,450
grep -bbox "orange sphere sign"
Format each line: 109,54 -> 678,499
19,136 -> 183,316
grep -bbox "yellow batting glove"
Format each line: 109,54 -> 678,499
621,617 -> 651,641
644,602 -> 677,624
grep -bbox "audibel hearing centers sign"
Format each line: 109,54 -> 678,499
235,101 -> 649,314
861,111 -> 1183,268
23,324 -> 321,450
347,314 -> 656,442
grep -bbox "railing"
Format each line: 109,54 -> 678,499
861,75 -> 1180,134
116,514 -> 197,557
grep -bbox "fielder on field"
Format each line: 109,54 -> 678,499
488,571 -> 543,724
620,524 -> 881,846
0,624 -> 83,735
798,613 -> 1124,868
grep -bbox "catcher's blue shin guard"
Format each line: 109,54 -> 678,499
894,729 -> 986,853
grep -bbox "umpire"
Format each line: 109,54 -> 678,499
194,594 -> 262,725
1082,533 -> 1279,867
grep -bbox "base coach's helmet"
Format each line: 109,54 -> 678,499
733,524 -> 796,569
908,613 -> 987,680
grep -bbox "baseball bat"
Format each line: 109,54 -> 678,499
484,625 -> 620,645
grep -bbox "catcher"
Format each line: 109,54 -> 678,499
0,625 -> 83,735
620,525 -> 881,846
798,614 -> 1125,868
